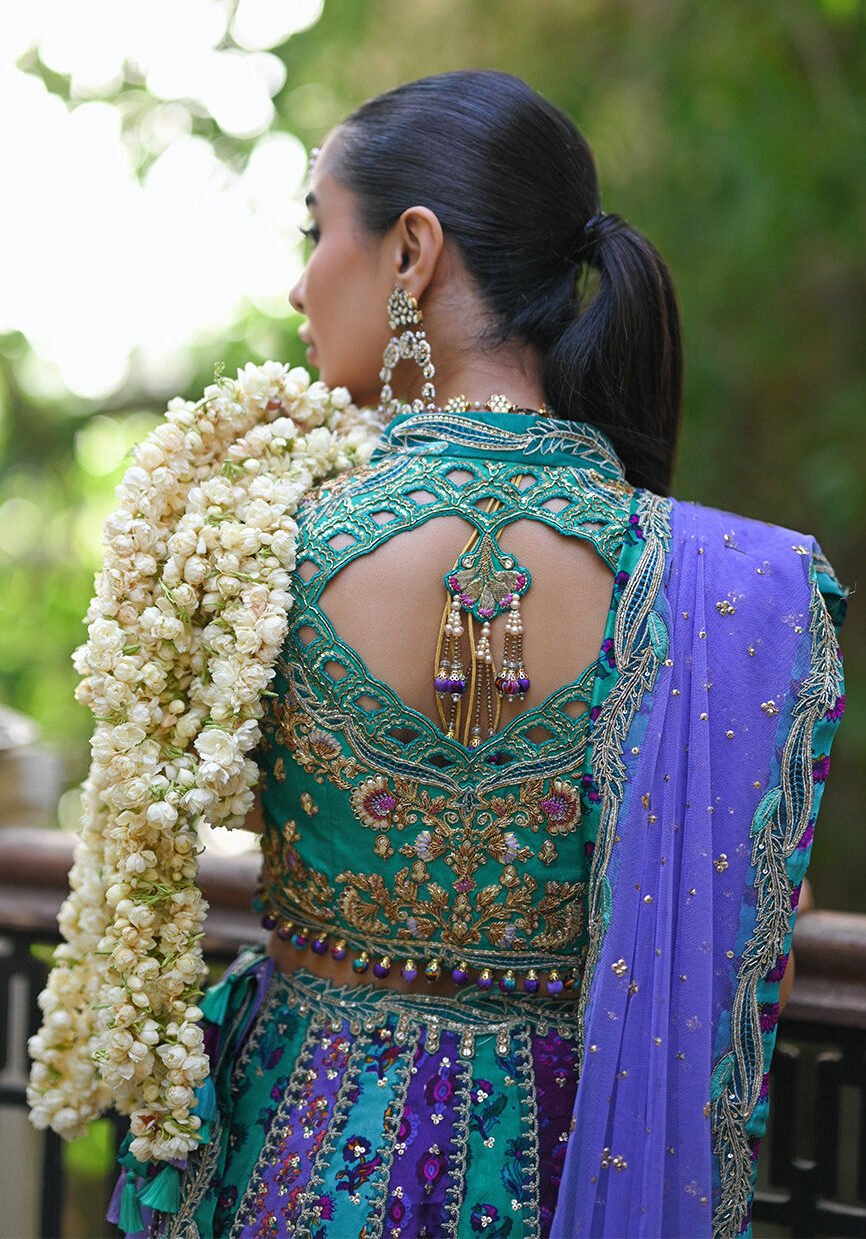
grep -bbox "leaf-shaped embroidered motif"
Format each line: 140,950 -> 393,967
444,532 -> 530,621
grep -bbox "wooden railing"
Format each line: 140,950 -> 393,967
1,827 -> 864,1238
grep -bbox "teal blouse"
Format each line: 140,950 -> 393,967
256,410 -> 647,991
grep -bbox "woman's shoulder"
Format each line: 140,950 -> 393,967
666,496 -> 847,631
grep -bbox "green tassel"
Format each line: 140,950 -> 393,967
199,976 -> 232,1024
117,1133 -> 148,1175
119,1171 -> 144,1233
194,1074 -> 217,1121
138,1164 -> 181,1214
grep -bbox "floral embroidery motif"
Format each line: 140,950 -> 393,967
270,690 -> 359,787
336,1135 -> 383,1195
580,774 -> 601,805
260,819 -> 336,922
825,694 -> 845,721
445,531 -> 531,622
812,753 -> 830,783
470,1202 -> 509,1235
335,774 -> 587,951
539,779 -> 581,835
352,776 -> 404,830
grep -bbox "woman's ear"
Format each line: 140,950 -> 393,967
391,206 -> 444,302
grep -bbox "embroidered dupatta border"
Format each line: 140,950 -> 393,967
563,497 -> 845,1239
710,568 -> 844,1238
576,488 -> 672,1065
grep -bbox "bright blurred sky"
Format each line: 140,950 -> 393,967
0,0 -> 324,401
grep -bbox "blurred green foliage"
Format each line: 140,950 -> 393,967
1,0 -> 863,905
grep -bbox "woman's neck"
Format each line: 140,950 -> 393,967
397,255 -> 548,413
399,339 -> 547,413
434,353 -> 547,412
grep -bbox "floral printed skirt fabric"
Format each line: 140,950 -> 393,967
150,949 -> 579,1238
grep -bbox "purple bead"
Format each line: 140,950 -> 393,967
261,911 -> 278,931
290,931 -> 308,950
401,961 -> 418,983
476,969 -> 493,991
499,971 -> 517,994
523,973 -> 540,994
330,940 -> 347,961
546,973 -> 564,995
434,676 -> 450,693
517,676 -> 531,694
451,964 -> 470,986
276,921 -> 293,941
310,936 -> 328,956
373,958 -> 392,979
449,677 -> 467,695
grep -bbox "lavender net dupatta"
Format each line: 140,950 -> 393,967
551,495 -> 845,1239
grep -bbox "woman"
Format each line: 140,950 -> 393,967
97,70 -> 846,1236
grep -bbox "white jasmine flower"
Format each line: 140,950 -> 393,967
29,362 -> 377,1161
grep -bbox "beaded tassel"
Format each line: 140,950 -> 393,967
435,595 -> 468,738
495,596 -> 530,701
435,527 -> 531,744
468,620 -> 497,747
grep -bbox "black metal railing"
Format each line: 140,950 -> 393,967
0,827 -> 261,1239
1,827 -> 865,1238
752,910 -> 866,1237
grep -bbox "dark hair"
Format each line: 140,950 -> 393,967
331,70 -> 682,495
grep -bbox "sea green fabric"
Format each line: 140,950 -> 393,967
256,410 -> 645,992
162,952 -> 582,1238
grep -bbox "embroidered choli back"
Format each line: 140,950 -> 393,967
257,410 -> 645,993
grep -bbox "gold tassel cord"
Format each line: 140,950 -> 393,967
433,480 -> 523,744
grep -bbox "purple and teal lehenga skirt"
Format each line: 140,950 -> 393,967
120,947 -> 580,1238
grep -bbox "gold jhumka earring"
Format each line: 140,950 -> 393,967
378,287 -> 437,421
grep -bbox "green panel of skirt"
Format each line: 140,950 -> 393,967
148,949 -> 581,1239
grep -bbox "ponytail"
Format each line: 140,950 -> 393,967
543,212 -> 682,495
334,71 -> 682,494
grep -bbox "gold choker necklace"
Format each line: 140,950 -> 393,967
442,393 -> 551,417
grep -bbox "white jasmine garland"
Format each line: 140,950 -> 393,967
28,363 -> 379,1161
